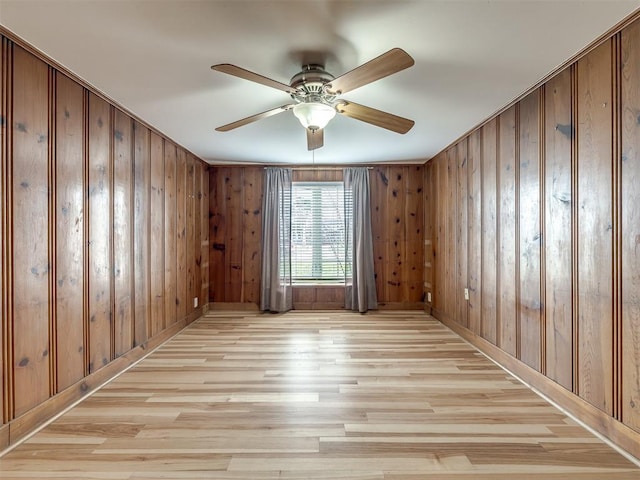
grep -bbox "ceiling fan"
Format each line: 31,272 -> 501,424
211,48 -> 415,151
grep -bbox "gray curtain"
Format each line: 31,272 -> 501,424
344,167 -> 377,312
260,167 -> 292,312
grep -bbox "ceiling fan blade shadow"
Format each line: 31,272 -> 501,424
211,64 -> 299,95
215,105 -> 295,132
336,101 -> 414,134
325,48 -> 414,95
307,128 -> 324,150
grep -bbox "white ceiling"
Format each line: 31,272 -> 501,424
1,0 -> 639,165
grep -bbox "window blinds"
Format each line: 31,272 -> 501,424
290,182 -> 350,283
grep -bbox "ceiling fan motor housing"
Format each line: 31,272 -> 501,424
289,64 -> 336,104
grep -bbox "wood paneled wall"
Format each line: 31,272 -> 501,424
425,19 -> 640,457
209,166 -> 263,305
0,34 -> 209,450
208,165 -> 424,309
370,165 -> 424,308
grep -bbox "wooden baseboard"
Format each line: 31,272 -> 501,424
293,302 -> 344,310
0,423 -> 8,452
207,302 -> 260,311
1,310 -> 202,452
377,302 -> 425,310
185,307 -> 204,324
434,310 -> 640,461
207,301 -> 426,311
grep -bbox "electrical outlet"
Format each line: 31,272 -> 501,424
194,297 -> 198,308
464,288 -> 469,300
427,292 -> 432,303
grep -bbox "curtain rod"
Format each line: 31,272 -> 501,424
263,166 -> 374,170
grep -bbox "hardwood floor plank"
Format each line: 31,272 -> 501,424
0,311 -> 637,479
225,455 -> 474,473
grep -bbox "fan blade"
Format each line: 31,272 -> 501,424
215,105 -> 295,132
325,48 -> 414,95
211,64 -> 299,95
336,101 -> 414,134
307,128 -> 324,150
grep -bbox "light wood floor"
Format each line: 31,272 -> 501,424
1,311 -> 638,479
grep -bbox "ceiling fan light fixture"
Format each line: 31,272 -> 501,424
292,102 -> 336,130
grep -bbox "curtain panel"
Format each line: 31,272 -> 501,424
344,167 -> 378,312
260,167 -> 293,312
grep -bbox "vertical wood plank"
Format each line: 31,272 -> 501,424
445,149 -> 457,319
175,148 -> 187,319
209,167 -> 226,302
434,155 -> 447,316
194,161 -> 202,307
424,161 -> 435,312
200,164 -> 209,309
149,132 -> 164,336
612,33 -> 622,424
11,46 -> 51,415
133,121 -> 150,347
519,89 -> 542,371
224,168 -> 243,302
113,109 -> 133,357
0,36 -> 7,423
544,68 -> 574,390
498,107 -> 518,356
468,129 -> 482,335
164,142 -> 176,327
386,166 -> 405,303
54,72 -> 85,390
621,20 -> 640,432
481,120 -> 498,344
87,92 -> 112,374
405,165 -> 424,303
242,167 -> 263,304
456,141 -> 468,327
186,155 -> 195,311
577,40 -> 614,414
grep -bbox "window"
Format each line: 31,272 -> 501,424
290,182 -> 350,284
